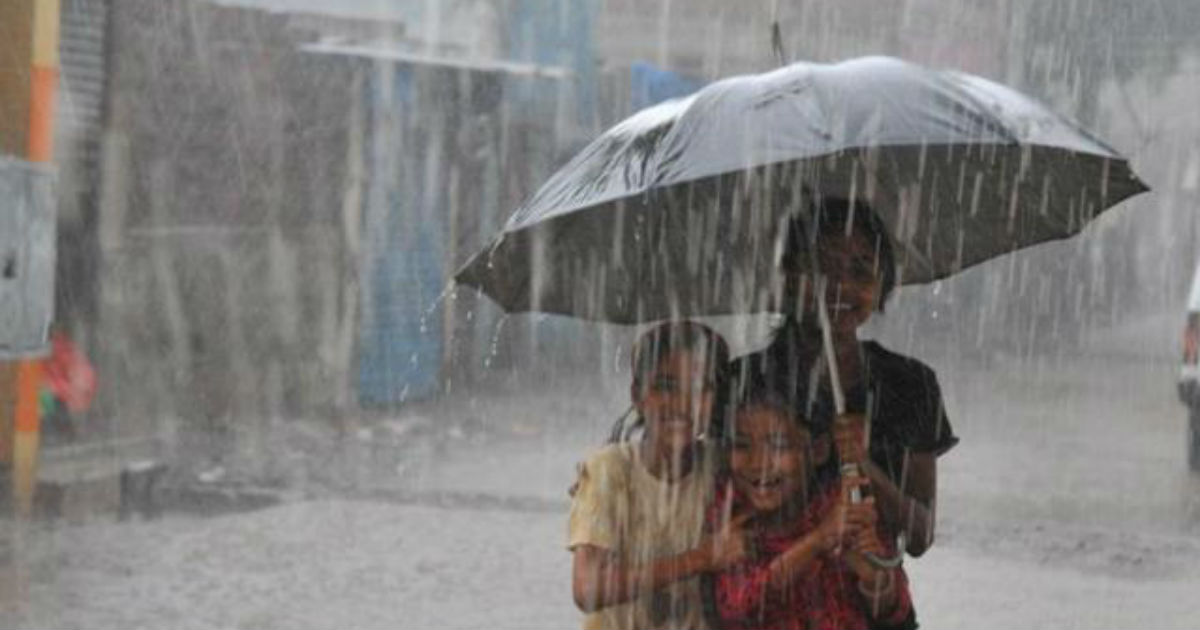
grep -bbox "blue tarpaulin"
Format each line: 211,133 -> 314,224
357,67 -> 444,406
630,61 -> 705,110
355,1 -> 599,406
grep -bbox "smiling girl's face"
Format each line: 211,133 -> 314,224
635,349 -> 716,455
730,404 -> 817,515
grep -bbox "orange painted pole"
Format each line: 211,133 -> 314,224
11,363 -> 43,518
27,67 -> 58,163
27,0 -> 59,160
10,0 -> 60,519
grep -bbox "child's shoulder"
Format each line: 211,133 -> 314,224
584,441 -> 636,463
568,443 -> 637,500
863,340 -> 939,380
575,443 -> 636,481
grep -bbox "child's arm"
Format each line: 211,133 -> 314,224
842,517 -> 910,623
843,555 -> 901,618
836,413 -> 937,556
862,455 -> 936,556
571,512 -> 750,612
571,544 -> 709,612
765,477 -> 873,591
716,505 -> 864,620
764,530 -> 830,589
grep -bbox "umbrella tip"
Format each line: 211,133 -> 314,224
771,21 -> 787,66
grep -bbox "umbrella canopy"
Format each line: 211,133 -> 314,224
456,56 -> 1147,323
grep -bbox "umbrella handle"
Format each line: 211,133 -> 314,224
842,461 -> 906,569
841,462 -> 864,503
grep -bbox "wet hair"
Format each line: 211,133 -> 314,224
609,321 -> 730,443
728,370 -> 825,437
630,320 -> 730,393
779,196 -> 897,313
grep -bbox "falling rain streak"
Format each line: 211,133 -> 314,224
1,1 -> 1199,629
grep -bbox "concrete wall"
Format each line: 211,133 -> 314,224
593,0 -> 1011,80
92,0 -> 359,467
80,0 -> 607,470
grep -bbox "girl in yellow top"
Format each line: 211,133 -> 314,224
568,321 -> 748,629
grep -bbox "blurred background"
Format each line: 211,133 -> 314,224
1,1 -> 1199,627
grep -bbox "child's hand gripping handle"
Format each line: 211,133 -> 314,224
834,413 -> 869,503
834,413 -> 903,569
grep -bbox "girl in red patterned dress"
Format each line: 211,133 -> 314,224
707,386 -> 913,630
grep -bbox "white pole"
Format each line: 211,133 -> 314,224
815,282 -> 846,415
815,281 -> 863,504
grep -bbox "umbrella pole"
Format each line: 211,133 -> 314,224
815,277 -> 904,568
814,285 -> 857,495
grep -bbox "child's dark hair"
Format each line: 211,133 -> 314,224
727,372 -> 824,437
630,320 -> 729,392
779,196 -> 897,313
608,321 -> 730,443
